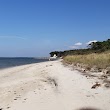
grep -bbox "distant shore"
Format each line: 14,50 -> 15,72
0,60 -> 110,110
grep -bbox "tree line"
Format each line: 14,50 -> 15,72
50,39 -> 110,57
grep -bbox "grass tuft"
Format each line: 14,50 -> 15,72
63,53 -> 110,69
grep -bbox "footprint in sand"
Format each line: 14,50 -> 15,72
86,95 -> 91,97
15,96 -> 21,99
22,98 -> 27,103
7,107 -> 10,109
8,91 -> 11,93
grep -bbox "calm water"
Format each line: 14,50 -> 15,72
0,57 -> 49,69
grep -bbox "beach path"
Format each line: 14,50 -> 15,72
0,60 -> 110,110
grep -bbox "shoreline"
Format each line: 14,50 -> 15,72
0,60 -> 110,110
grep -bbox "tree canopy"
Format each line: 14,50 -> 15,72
50,39 -> 110,57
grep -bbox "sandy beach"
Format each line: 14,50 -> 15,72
0,60 -> 110,110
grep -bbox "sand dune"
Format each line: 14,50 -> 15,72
0,60 -> 110,110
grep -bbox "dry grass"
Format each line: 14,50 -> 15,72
63,53 -> 110,69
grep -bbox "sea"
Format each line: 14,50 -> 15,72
0,57 -> 49,69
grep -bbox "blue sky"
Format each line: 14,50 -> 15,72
0,0 -> 110,57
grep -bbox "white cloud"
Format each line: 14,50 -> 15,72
86,40 -> 97,45
69,45 -> 77,49
0,36 -> 27,40
74,42 -> 82,46
69,42 -> 82,49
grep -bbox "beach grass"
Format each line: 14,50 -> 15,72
63,53 -> 110,69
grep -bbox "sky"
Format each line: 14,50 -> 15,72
0,0 -> 110,57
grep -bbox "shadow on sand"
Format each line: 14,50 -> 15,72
77,107 -> 101,110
